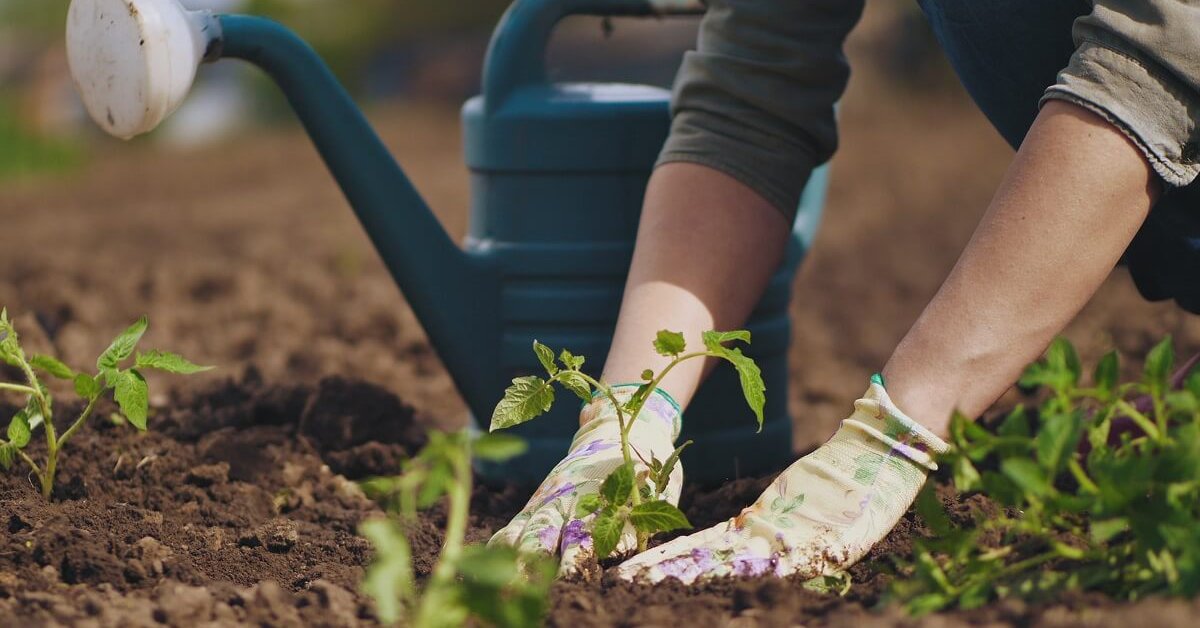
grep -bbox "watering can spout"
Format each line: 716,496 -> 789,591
66,0 -> 500,416
211,15 -> 502,414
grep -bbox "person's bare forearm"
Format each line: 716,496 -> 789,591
883,101 -> 1159,434
599,163 -> 790,411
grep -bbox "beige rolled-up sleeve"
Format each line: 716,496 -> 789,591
1042,0 -> 1200,188
657,0 -> 865,220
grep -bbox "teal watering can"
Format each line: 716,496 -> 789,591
65,0 -> 828,486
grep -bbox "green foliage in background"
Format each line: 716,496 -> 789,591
891,337 -> 1200,613
0,0 -> 68,40
0,99 -> 83,181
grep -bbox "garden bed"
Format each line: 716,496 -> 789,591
3,372 -> 1197,627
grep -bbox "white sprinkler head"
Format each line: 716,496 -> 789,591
66,0 -> 217,140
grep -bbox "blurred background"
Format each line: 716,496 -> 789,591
1,1 -> 1196,452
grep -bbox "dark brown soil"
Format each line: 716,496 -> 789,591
5,376 -> 1200,627
4,3 -> 1200,626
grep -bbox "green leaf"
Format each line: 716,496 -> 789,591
134,350 -> 213,374
29,354 -> 74,379
700,330 -> 752,349
472,433 -> 528,462
74,373 -> 101,400
600,463 -> 634,505
558,349 -> 584,371
628,500 -> 691,534
1187,369 -> 1200,401
1145,336 -> 1174,397
459,544 -> 553,628
97,316 -> 148,380
359,518 -> 413,625
654,440 -> 692,494
458,544 -> 521,589
416,459 -> 454,509
1093,351 -> 1119,396
914,482 -> 951,536
1047,337 -> 1082,388
1000,458 -> 1051,498
1090,517 -> 1128,544
0,309 -> 22,367
705,343 -> 765,430
576,493 -> 604,518
623,383 -> 655,418
653,330 -> 686,357
590,507 -> 624,559
640,369 -> 654,381
1035,410 -> 1083,475
0,443 -> 13,470
21,396 -> 44,431
997,405 -> 1031,439
489,376 -> 554,431
532,341 -> 558,376
557,371 -> 592,402
953,455 -> 982,493
114,369 -> 149,431
7,410 -> 31,448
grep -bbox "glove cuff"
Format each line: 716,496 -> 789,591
843,378 -> 951,471
580,384 -> 682,442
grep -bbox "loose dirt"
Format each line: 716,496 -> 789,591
4,377 -> 1198,627
3,4 -> 1200,626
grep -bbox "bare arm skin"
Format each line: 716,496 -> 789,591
882,101 -> 1158,434
603,100 -> 1158,435
599,162 -> 790,410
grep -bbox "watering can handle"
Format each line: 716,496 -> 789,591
482,0 -> 705,110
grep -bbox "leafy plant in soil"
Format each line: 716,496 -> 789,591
0,309 -> 210,499
489,329 -> 765,558
891,336 -> 1200,614
359,430 -> 554,628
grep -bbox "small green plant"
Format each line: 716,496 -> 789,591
489,329 -> 765,558
0,310 -> 210,499
891,336 -> 1200,613
360,431 -> 554,628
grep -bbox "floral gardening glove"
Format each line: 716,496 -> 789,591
488,385 -> 682,575
617,376 -> 949,584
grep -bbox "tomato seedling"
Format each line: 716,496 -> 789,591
0,310 -> 210,499
489,329 -> 765,558
360,431 -> 554,628
892,336 -> 1200,613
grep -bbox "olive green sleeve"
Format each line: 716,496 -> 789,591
1042,0 -> 1200,188
657,0 -> 865,220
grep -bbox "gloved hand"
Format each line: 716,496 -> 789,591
616,376 -> 949,584
489,385 -> 682,575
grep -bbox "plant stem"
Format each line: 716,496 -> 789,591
434,446 -> 471,582
56,394 -> 100,449
1115,400 -> 1163,442
37,394 -> 101,500
996,550 -> 1059,579
12,446 -> 43,482
415,440 -> 472,628
572,353 -> 717,553
1067,458 -> 1100,494
0,382 -> 37,396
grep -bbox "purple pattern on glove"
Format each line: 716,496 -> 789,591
538,482 -> 576,508
538,525 -> 560,551
642,394 -> 679,431
563,439 -> 617,464
560,519 -> 592,553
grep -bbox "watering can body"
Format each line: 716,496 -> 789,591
65,0 -> 827,487
461,0 -> 827,485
